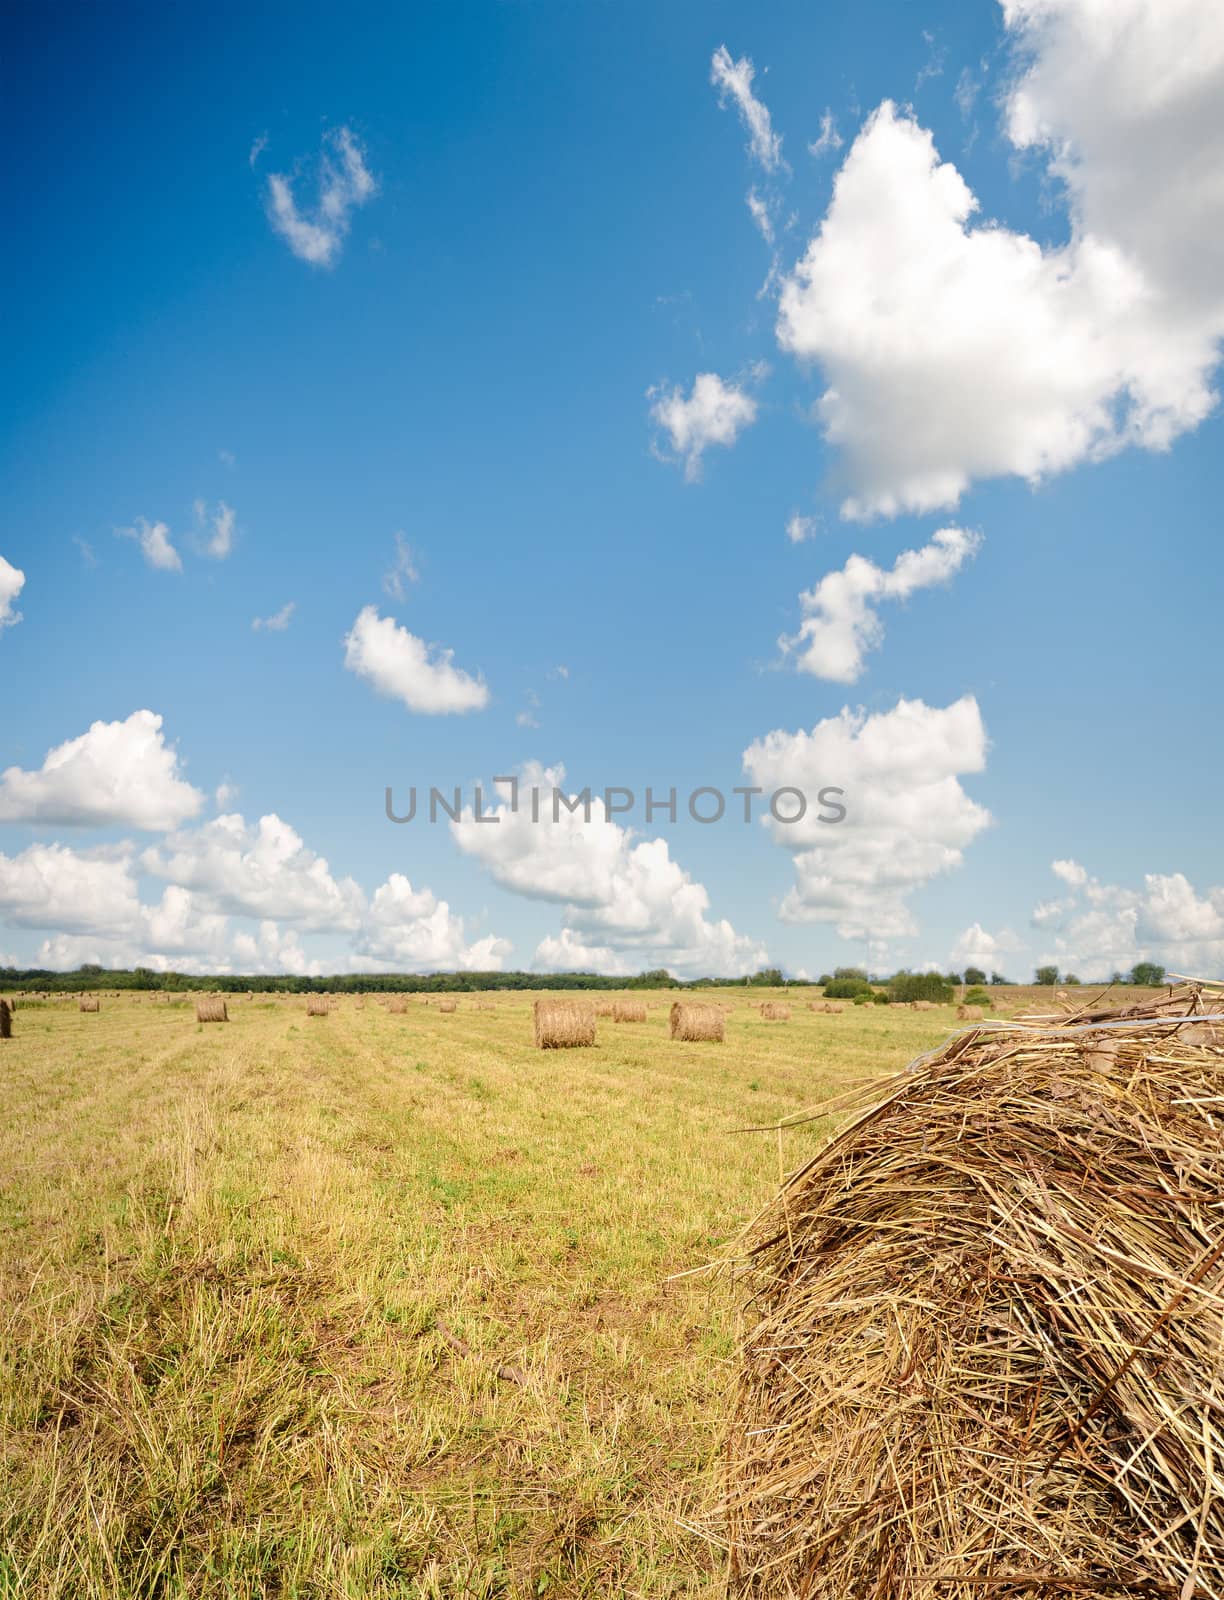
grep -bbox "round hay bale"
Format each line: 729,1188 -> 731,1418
438,998 -> 458,1013
612,1000 -> 647,1023
910,998 -> 939,1011
759,1002 -> 790,1021
195,997 -> 228,1023
305,995 -> 330,1017
533,999 -> 595,1049
387,996 -> 408,1014
956,1002 -> 985,1020
669,1001 -> 724,1042
808,1000 -> 844,1014
594,1002 -> 615,1018
79,995 -> 99,1013
723,986 -> 1224,1596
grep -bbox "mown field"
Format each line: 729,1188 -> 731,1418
0,986 -> 1149,1598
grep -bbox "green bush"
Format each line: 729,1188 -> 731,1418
872,989 -> 890,1005
963,986 -> 992,1007
853,992 -> 871,1006
888,971 -> 955,1006
824,977 -> 873,999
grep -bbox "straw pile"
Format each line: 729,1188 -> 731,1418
612,1000 -> 647,1023
0,999 -> 10,1039
195,997 -> 228,1022
79,996 -> 99,1013
722,984 -> 1224,1598
956,1001 -> 984,1019
911,998 -> 940,1011
759,1002 -> 791,1021
809,1001 -> 844,1015
533,999 -> 595,1049
305,995 -> 330,1017
438,998 -> 458,1013
669,1001 -> 724,1042
387,996 -> 408,1014
595,1002 -> 615,1018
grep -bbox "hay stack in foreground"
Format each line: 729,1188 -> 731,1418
0,999 -> 10,1039
722,984 -> 1224,1597
669,1001 -> 724,1042
195,997 -> 228,1022
759,1001 -> 790,1020
79,995 -> 99,1013
612,999 -> 647,1023
533,999 -> 595,1049
305,995 -> 329,1016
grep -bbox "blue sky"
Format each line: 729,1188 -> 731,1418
3,0 -> 1223,981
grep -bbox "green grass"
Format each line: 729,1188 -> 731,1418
0,991 -> 955,1598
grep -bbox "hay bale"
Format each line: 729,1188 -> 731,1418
0,999 -> 11,1039
195,997 -> 228,1022
723,984 -> 1224,1596
79,995 -> 99,1013
669,1001 -> 724,1042
809,1001 -> 844,1014
956,1002 -> 985,1020
759,1002 -> 790,1020
910,999 -> 938,1011
594,1002 -> 615,1018
387,996 -> 408,1014
612,1000 -> 647,1023
305,995 -> 330,1016
438,998 -> 458,1013
533,999 -> 595,1049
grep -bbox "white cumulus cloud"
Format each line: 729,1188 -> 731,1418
0,710 -> 204,829
118,518 -> 181,571
0,556 -> 25,630
743,696 -> 991,945
451,764 -> 768,979
649,370 -> 760,481
777,0 -> 1224,520
343,605 -> 489,715
780,525 -> 982,682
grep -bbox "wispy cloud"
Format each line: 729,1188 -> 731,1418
265,126 -> 377,268
382,532 -> 420,602
195,500 -> 235,560
808,111 -> 842,157
252,601 -> 296,632
248,132 -> 268,169
117,518 -> 181,572
710,45 -> 783,171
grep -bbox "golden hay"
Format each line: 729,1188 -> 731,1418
438,998 -> 458,1013
612,1000 -> 647,1023
387,996 -> 408,1014
305,995 -> 330,1016
722,984 -> 1224,1598
533,999 -> 595,1049
594,1002 -> 615,1017
194,997 -> 228,1023
759,1002 -> 790,1021
78,995 -> 99,1013
910,998 -> 939,1011
808,1001 -> 844,1014
669,1001 -> 724,1042
956,1001 -> 985,1019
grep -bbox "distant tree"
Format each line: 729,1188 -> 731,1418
963,966 -> 987,987
945,972 -> 963,986
750,968 -> 785,988
824,976 -> 874,999
989,973 -> 1009,986
1064,973 -> 1081,985
1035,965 -> 1059,986
833,966 -> 869,982
1129,961 -> 1167,987
817,974 -> 832,987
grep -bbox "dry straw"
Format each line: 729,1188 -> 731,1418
194,997 -> 228,1023
78,996 -> 99,1013
387,996 -> 408,1014
595,1002 -> 615,1018
669,1001 -> 724,1042
305,995 -> 330,1017
759,1002 -> 791,1021
438,998 -> 458,1013
612,1000 -> 647,1023
533,999 -> 595,1049
956,1001 -> 985,1019
809,1001 -> 844,1014
720,983 -> 1224,1598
